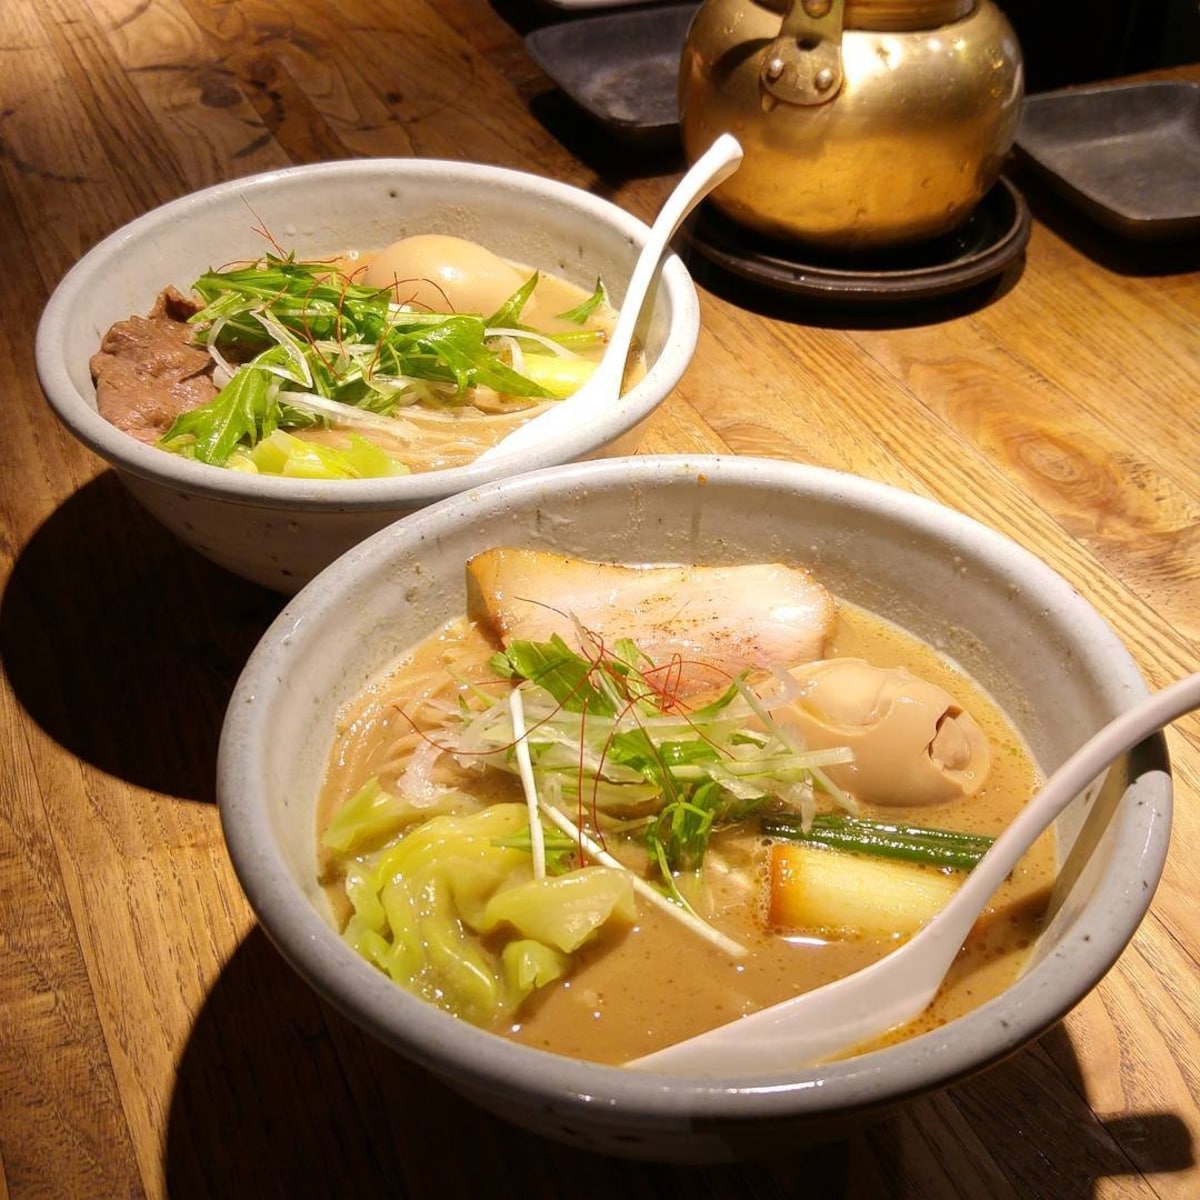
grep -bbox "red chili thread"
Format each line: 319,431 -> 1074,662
388,608 -> 755,872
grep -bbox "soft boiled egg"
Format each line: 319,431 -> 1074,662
782,658 -> 993,806
361,233 -> 535,317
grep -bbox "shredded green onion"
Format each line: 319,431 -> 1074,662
456,636 -> 857,888
159,253 -> 607,468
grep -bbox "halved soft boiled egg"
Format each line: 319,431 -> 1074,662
782,658 -> 993,806
361,233 -> 534,318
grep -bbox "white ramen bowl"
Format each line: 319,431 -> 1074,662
35,159 -> 699,592
217,455 -> 1172,1162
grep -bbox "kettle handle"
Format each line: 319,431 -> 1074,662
761,0 -> 846,106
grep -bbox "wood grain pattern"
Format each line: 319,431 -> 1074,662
1,1 -> 1197,1196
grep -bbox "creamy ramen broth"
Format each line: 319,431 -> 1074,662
317,572 -> 1052,1067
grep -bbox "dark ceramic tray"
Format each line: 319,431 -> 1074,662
1015,81 -> 1200,242
524,4 -> 700,145
681,177 -> 1030,305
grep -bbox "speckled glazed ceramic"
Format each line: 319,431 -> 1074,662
35,160 -> 699,592
217,455 -> 1171,1162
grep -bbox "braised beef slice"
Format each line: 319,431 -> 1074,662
90,287 -> 218,444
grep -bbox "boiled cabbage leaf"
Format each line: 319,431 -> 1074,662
332,801 -> 634,1026
322,776 -> 462,854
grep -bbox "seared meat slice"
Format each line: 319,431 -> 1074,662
467,547 -> 837,696
90,287 -> 217,443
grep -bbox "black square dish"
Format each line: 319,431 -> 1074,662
1015,81 -> 1200,242
525,4 -> 701,146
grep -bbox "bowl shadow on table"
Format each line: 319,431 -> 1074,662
162,927 -> 1193,1198
0,471 -> 284,802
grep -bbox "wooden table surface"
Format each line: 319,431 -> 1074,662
2,2 -> 1198,1196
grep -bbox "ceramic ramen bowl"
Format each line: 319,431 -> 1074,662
216,455 -> 1171,1162
35,159 -> 700,592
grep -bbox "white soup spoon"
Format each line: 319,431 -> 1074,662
476,134 -> 743,462
631,672 -> 1199,1076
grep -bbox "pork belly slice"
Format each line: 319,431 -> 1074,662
466,548 -> 837,695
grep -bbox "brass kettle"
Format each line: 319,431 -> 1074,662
679,0 -> 1024,250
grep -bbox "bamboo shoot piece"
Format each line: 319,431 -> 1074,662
768,842 -> 962,939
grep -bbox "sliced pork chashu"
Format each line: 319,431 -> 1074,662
466,548 -> 837,696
